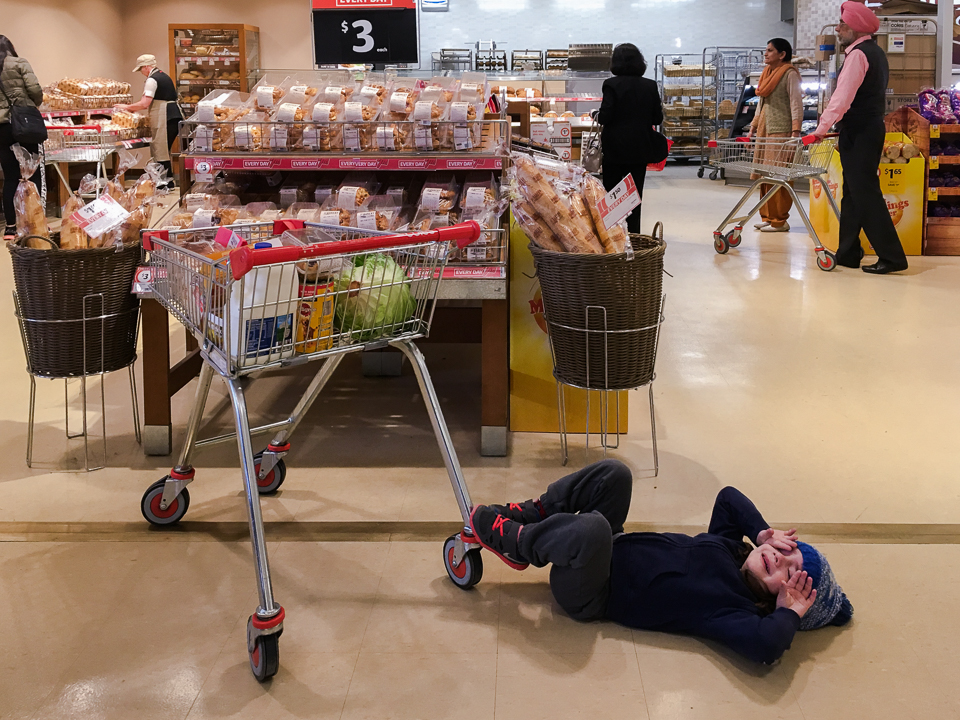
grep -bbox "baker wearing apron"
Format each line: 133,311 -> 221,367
116,54 -> 183,184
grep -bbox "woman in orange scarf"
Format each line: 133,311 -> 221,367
748,39 -> 803,232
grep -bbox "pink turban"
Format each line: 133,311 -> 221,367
841,1 -> 880,34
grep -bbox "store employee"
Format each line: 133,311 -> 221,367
115,54 -> 183,183
813,1 -> 908,275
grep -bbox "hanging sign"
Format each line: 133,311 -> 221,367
311,0 -> 420,66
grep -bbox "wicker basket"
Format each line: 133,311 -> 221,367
9,237 -> 142,378
530,227 -> 665,391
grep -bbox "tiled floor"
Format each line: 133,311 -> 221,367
2,166 -> 959,718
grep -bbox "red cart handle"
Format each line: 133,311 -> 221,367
229,220 -> 482,280
801,133 -> 839,146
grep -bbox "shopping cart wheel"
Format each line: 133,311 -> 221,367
249,634 -> 280,682
713,235 -> 730,255
140,479 -> 190,526
816,251 -> 837,272
727,229 -> 742,248
697,167 -> 705,178
443,534 -> 483,590
710,170 -> 719,181
252,452 -> 287,495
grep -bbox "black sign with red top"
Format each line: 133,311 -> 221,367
312,0 -> 419,65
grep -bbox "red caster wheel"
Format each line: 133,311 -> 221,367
816,251 -> 836,272
443,534 -> 483,589
253,451 -> 287,495
141,479 -> 190,526
727,229 -> 742,248
713,234 -> 729,255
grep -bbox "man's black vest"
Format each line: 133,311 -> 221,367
840,38 -> 888,127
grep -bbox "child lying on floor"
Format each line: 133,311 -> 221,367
469,460 -> 852,664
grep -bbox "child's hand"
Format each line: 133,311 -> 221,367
757,527 -> 798,554
776,570 -> 816,618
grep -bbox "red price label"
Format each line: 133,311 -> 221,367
596,174 -> 641,230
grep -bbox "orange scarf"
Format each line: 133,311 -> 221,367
756,62 -> 792,98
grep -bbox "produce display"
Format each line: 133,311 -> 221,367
509,153 -> 629,255
918,88 -> 960,124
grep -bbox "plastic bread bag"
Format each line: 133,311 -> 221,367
314,184 -> 337,205
12,145 -> 50,247
512,153 -> 602,254
302,101 -> 343,151
418,175 -> 460,214
232,113 -> 266,152
383,81 -> 419,121
459,207 -> 501,262
285,202 -> 322,222
461,172 -> 499,213
213,196 -> 243,225
322,82 -> 357,106
512,196 -> 565,253
335,174 -> 378,209
340,98 -> 382,152
355,195 -> 400,232
425,76 -> 459,105
59,174 -> 100,250
373,122 -> 413,152
581,173 -> 629,254
358,74 -> 389,105
104,149 -> 138,205
444,101 -> 483,150
253,78 -> 291,112
126,161 -> 168,209
317,197 -> 354,227
268,101 -> 309,151
237,201 -> 277,222
412,95 -> 448,151
457,73 -> 488,105
279,225 -> 347,281
277,82 -> 318,108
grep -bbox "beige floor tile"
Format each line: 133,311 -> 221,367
634,634 -> 804,720
340,652 -> 495,720
187,649 -> 357,720
495,649 -> 648,720
359,543 -> 500,654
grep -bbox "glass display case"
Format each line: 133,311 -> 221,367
169,24 -> 260,115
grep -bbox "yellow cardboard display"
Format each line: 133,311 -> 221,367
508,217 -> 628,433
809,132 -> 924,256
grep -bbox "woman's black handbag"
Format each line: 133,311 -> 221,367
0,81 -> 48,144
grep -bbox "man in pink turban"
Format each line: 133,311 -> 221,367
813,1 -> 908,274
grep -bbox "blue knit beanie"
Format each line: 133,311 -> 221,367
795,541 -> 853,630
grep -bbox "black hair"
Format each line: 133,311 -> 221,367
767,38 -> 793,63
610,43 -> 646,77
0,36 -> 18,70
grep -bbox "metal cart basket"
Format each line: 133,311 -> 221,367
708,135 -> 841,271
139,219 -> 489,681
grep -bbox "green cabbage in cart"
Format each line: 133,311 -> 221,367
333,253 -> 417,339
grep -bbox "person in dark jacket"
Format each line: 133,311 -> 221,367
0,35 -> 44,240
469,460 -> 853,664
597,43 -> 664,234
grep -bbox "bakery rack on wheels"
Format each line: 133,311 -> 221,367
708,135 -> 840,270
138,219 -> 486,681
656,52 -> 717,168
699,47 -> 764,180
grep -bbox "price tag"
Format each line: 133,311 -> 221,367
450,102 -> 469,122
596,173 -> 641,230
312,5 -> 419,66
325,86 -> 345,103
193,126 -> 214,154
313,103 -> 335,123
343,125 -> 360,151
320,210 -> 343,225
338,186 -> 361,208
276,103 -> 299,123
344,102 -> 363,122
415,126 -> 434,150
214,226 -> 246,249
193,159 -> 214,182
196,102 -> 216,122
454,125 -> 472,150
930,124 -> 941,139
268,125 -> 289,150
69,195 -> 129,239
375,125 -> 396,150
192,209 -> 216,228
929,187 -> 939,201
930,156 -> 939,169
357,211 -> 379,230
256,86 -> 278,109
463,186 -> 488,209
390,92 -> 410,113
414,101 -> 436,123
421,187 -> 442,211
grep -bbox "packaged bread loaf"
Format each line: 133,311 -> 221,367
125,162 -> 166,208
58,175 -> 100,250
513,197 -> 564,253
105,149 -> 138,206
883,142 -> 903,160
513,154 -> 602,254
582,174 -> 629,254
12,145 -> 50,247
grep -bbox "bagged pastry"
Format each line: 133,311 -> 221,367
12,145 -> 50,247
105,149 -> 138,206
125,162 -> 166,208
582,174 -> 629,254
59,175 -> 99,250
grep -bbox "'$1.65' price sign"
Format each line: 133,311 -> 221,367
312,0 -> 419,65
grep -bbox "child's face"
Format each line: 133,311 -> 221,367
743,544 -> 804,595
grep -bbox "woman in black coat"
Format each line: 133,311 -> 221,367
597,43 -> 664,234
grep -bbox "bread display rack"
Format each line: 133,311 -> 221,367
512,50 -> 544,72
657,51 -> 719,166
169,24 -> 260,116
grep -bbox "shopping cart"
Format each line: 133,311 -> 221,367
708,135 -> 841,271
43,125 -> 122,196
139,219 -> 487,681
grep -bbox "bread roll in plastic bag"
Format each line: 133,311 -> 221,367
12,145 -> 49,248
883,142 -> 902,160
105,149 -> 138,206
59,174 -> 99,250
581,174 -> 629,254
125,161 -> 167,209
901,143 -> 921,159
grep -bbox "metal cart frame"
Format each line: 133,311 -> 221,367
708,136 -> 841,270
139,219 -> 489,681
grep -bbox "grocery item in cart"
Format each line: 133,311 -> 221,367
333,252 -> 417,341
12,145 -> 49,247
226,236 -> 300,366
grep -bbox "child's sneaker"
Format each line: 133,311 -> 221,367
489,499 -> 546,524
469,505 -> 529,571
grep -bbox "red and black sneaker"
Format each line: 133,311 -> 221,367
489,499 -> 547,524
469,505 -> 529,571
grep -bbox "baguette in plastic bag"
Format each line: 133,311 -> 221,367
582,174 -> 629,254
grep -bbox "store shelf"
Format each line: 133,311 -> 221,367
183,154 -> 504,171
